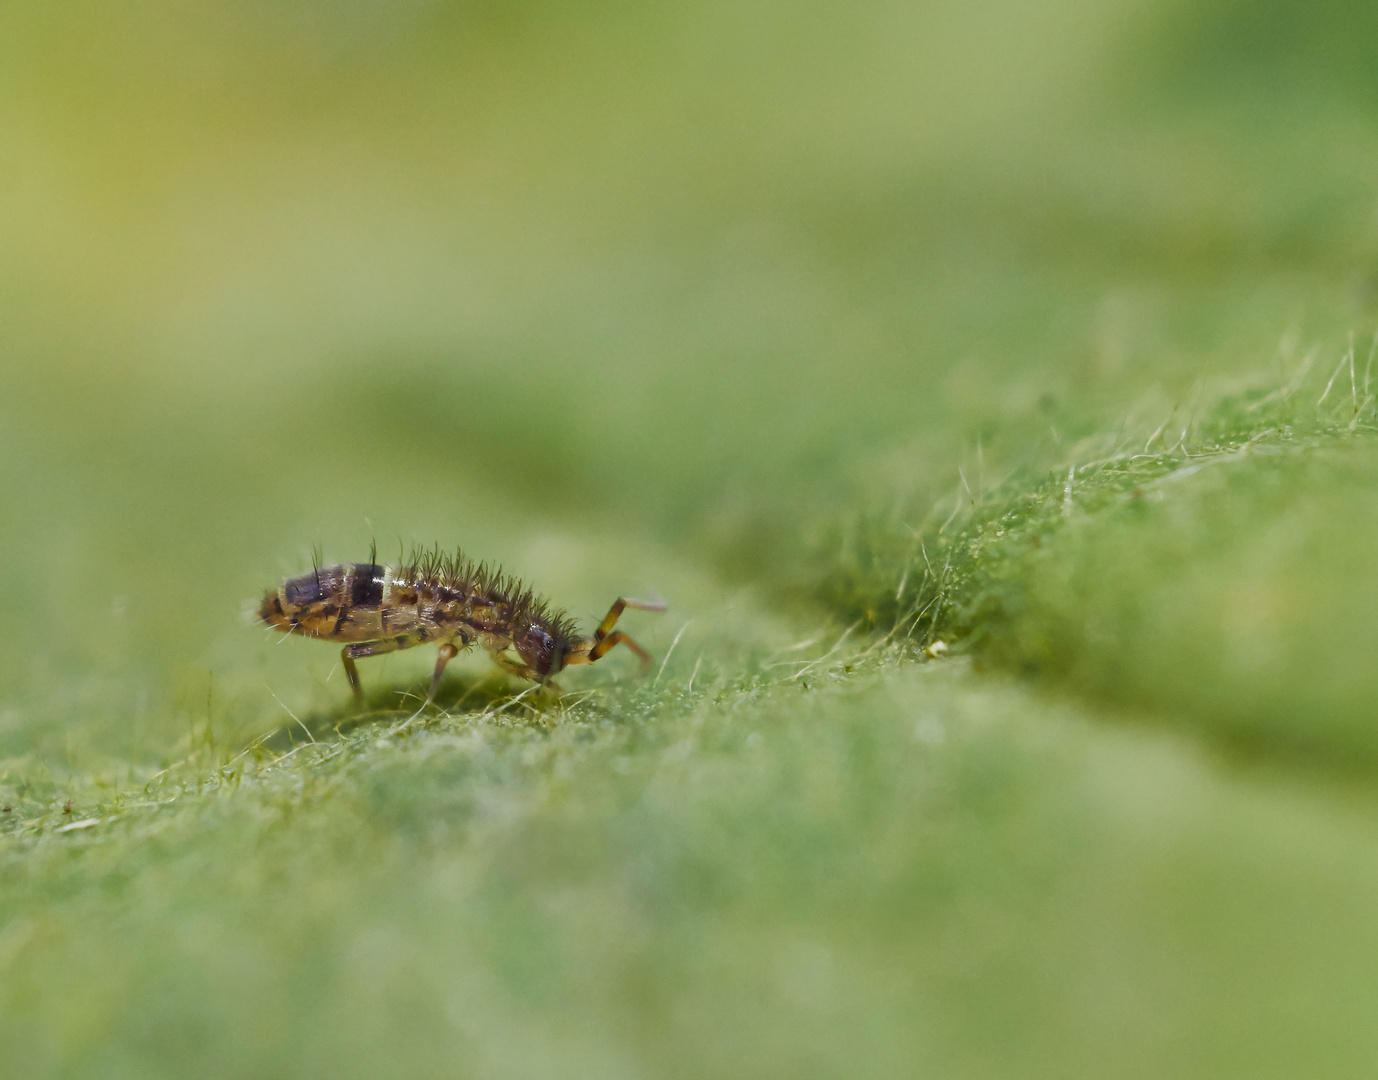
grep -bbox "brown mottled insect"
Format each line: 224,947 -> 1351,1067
259,546 -> 665,702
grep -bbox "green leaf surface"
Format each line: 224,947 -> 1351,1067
5,0 -> 1378,1076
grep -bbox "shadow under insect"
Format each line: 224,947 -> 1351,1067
260,668 -> 541,751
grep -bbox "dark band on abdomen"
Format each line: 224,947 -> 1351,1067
349,563 -> 386,609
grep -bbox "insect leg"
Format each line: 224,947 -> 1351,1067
587,630 -> 654,667
341,650 -> 363,700
491,650 -> 540,682
428,643 -> 460,703
341,635 -> 426,700
591,597 -> 667,645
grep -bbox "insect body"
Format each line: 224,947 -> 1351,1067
259,548 -> 665,702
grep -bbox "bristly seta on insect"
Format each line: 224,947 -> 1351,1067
258,545 -> 665,702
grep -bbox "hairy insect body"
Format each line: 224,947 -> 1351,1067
259,551 -> 663,702
261,562 -> 545,649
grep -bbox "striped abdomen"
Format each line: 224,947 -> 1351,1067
258,562 -> 526,646
259,563 -> 392,642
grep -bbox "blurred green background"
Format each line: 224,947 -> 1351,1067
6,0 -> 1378,1076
